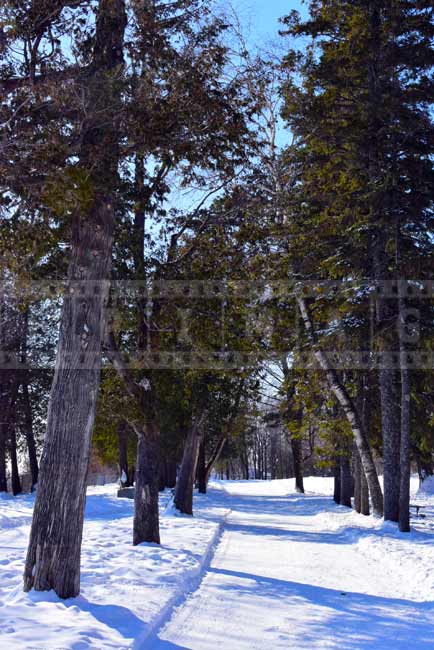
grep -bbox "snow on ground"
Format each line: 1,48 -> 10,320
0,486 -> 229,650
1,476 -> 434,649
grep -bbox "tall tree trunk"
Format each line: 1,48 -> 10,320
291,433 -> 304,494
165,458 -> 177,489
22,380 -> 39,490
297,297 -> 383,516
340,453 -> 352,508
0,380 -> 7,492
353,448 -> 362,514
398,281 -> 411,532
21,310 -> 39,491
197,440 -> 207,494
361,463 -> 370,516
174,415 -> 204,515
333,458 -> 341,504
4,379 -> 20,494
10,424 -> 22,496
118,420 -> 130,487
134,428 -> 160,545
281,358 -> 304,493
367,3 -> 400,522
159,453 -> 167,492
128,464 -> 136,486
23,0 -> 126,598
379,366 -> 400,521
0,428 -> 6,491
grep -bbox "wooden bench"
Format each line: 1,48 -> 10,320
410,503 -> 426,518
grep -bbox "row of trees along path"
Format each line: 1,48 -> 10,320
0,0 -> 432,599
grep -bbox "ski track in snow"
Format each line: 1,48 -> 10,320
1,477 -> 434,649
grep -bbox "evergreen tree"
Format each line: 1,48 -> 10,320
280,0 -> 434,528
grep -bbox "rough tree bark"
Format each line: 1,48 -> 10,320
297,297 -> 383,516
367,2 -> 400,523
174,414 -> 205,515
378,355 -> 401,521
134,428 -> 160,545
23,0 -> 127,598
398,280 -> 411,532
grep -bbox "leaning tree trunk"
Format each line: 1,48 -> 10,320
23,0 -> 126,599
133,427 -> 160,545
23,205 -> 116,597
204,434 -> 227,486
174,416 -> 204,515
297,297 -> 383,516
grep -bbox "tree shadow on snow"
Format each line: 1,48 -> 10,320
71,596 -> 148,640
208,566 -> 434,649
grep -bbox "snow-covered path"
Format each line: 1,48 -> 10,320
152,480 -> 434,650
1,478 -> 434,649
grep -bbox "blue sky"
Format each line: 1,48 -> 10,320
234,1 -> 305,45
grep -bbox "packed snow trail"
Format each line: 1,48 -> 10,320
1,478 -> 434,648
150,480 -> 434,650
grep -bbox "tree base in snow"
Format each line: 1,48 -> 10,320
117,487 -> 135,499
